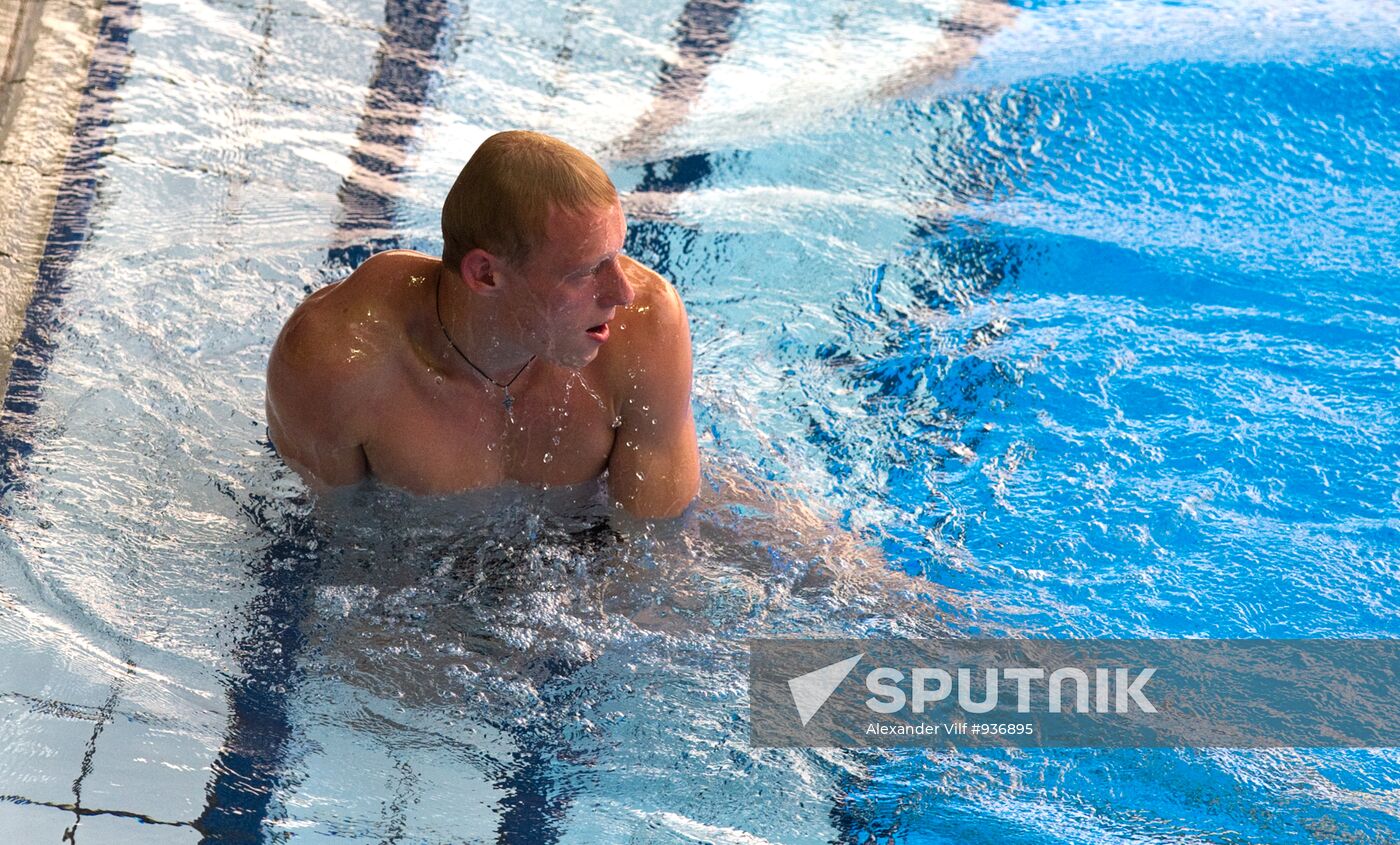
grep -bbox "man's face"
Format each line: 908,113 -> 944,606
504,200 -> 634,369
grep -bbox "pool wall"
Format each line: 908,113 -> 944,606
0,0 -> 106,383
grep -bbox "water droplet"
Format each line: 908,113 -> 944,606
434,375 -> 444,385
543,452 -> 554,463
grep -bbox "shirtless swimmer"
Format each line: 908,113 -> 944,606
266,131 -> 700,518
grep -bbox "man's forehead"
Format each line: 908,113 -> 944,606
545,201 -> 622,233
541,201 -> 625,257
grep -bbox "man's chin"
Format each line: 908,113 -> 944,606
545,347 -> 599,371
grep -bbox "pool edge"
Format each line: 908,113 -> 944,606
0,0 -> 106,386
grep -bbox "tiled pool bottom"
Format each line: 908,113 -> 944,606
0,597 -> 537,842
0,602 -> 216,842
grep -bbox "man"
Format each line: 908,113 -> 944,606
266,131 -> 700,518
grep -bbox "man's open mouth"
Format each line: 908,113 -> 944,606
585,322 -> 610,342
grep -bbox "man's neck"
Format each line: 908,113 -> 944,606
434,265 -> 536,383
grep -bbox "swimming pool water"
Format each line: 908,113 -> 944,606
1,0 -> 1397,841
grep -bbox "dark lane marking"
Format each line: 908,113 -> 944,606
329,0 -> 452,268
0,1 -> 141,834
0,0 -> 140,502
496,744 -> 566,844
193,490 -> 323,844
610,0 -> 752,162
614,0 -> 751,277
197,1 -> 451,841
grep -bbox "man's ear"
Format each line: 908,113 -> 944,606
459,248 -> 501,295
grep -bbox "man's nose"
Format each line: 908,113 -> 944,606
599,257 -> 635,308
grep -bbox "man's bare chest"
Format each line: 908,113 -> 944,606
361,367 -> 619,494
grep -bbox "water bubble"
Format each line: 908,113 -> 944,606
543,452 -> 554,463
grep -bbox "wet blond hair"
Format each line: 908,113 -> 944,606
441,130 -> 617,270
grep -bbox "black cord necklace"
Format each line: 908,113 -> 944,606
434,272 -> 534,412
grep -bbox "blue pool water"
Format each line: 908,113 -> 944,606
1,0 -> 1397,842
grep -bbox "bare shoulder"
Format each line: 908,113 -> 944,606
614,256 -> 687,348
267,251 -> 432,438
272,250 -> 433,375
602,260 -> 699,517
606,256 -> 693,397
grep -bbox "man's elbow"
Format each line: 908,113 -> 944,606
277,444 -> 368,493
267,410 -> 368,492
613,464 -> 700,520
616,491 -> 696,521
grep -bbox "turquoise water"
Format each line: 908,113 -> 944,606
0,0 -> 1397,841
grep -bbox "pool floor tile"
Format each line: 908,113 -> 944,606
0,699 -> 94,807
82,715 -> 216,824
0,590 -> 131,709
0,799 -> 74,842
61,812 -> 200,845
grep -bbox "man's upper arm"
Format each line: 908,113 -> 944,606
265,307 -> 370,490
608,277 -> 700,519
